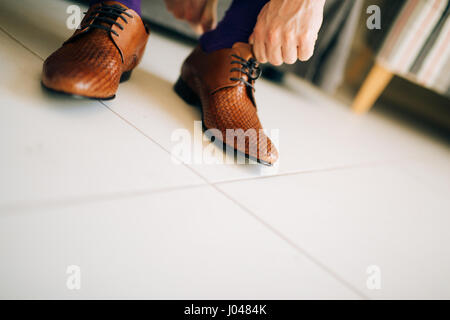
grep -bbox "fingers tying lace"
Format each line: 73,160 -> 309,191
84,4 -> 133,37
229,54 -> 262,90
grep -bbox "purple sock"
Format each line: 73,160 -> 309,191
89,0 -> 141,15
200,0 -> 269,52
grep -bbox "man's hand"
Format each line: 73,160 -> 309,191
165,0 -> 218,34
249,0 -> 325,65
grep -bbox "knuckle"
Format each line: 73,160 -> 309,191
307,30 -> 319,41
254,26 -> 264,38
301,33 -> 317,49
257,52 -> 267,63
252,40 -> 262,51
267,29 -> 279,44
304,37 -> 315,48
283,31 -> 296,43
298,39 -> 315,61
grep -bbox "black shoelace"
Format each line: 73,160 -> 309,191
230,54 -> 262,90
83,4 -> 133,36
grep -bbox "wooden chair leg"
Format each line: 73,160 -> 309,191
352,62 -> 393,114
346,45 -> 373,85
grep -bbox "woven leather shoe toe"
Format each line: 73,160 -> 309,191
175,42 -> 279,165
42,1 -> 149,99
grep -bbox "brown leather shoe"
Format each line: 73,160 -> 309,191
42,1 -> 149,99
174,43 -> 278,165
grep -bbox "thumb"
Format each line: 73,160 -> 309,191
201,0 -> 218,33
248,33 -> 257,58
189,22 -> 204,35
249,32 -> 255,45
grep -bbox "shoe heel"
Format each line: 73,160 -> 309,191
120,70 -> 133,83
174,77 -> 201,106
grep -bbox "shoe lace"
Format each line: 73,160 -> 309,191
229,54 -> 262,90
83,3 -> 133,37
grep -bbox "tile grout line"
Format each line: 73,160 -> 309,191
0,24 -> 386,185
0,183 -> 205,216
211,184 -> 370,300
101,103 -> 369,299
212,160 -> 400,186
1,24 -> 368,298
0,26 -> 211,212
98,101 -> 214,184
0,25 -> 44,61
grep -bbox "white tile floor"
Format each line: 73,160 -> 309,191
0,0 -> 449,299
